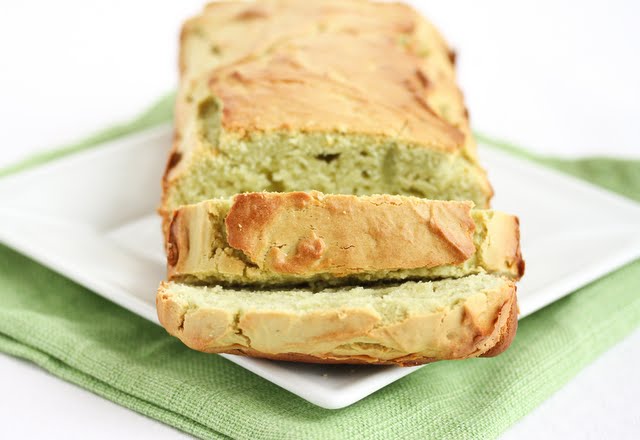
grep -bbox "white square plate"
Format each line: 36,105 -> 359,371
1,125 -> 639,409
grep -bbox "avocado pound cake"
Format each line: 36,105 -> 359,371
156,0 -> 524,366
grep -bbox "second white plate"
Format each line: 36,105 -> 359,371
0,125 -> 639,409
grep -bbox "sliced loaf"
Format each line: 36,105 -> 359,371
167,191 -> 524,286
156,0 -> 523,366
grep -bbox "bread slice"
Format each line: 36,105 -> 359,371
167,192 -> 524,286
156,273 -> 518,366
161,0 -> 492,235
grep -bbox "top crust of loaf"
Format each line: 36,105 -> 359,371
206,31 -> 464,150
175,0 -> 470,155
161,0 -> 492,225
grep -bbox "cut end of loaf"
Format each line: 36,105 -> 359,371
156,274 -> 518,366
161,130 -> 492,228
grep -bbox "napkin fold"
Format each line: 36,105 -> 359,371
1,96 -> 638,440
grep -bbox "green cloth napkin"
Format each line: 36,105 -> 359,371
1,96 -> 638,439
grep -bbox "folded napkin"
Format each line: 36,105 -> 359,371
1,96 -> 638,439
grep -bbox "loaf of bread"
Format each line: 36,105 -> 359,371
160,0 -> 492,236
157,274 -> 517,366
167,191 -> 523,286
156,0 -> 524,366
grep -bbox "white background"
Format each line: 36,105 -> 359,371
0,0 -> 638,438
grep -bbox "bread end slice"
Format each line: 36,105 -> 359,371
157,274 -> 518,366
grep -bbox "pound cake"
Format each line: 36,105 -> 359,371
156,0 -> 524,366
167,191 -> 523,286
161,0 -> 492,236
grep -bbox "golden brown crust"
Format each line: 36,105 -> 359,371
514,218 -> 526,279
224,192 -> 475,276
207,31 -> 464,150
479,212 -> 525,279
219,295 -> 518,366
481,292 -> 519,358
166,210 -> 183,267
167,192 -> 523,285
156,278 -> 518,366
213,348 -> 434,366
178,1 -> 454,80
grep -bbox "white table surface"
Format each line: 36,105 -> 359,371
1,1 -> 638,438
